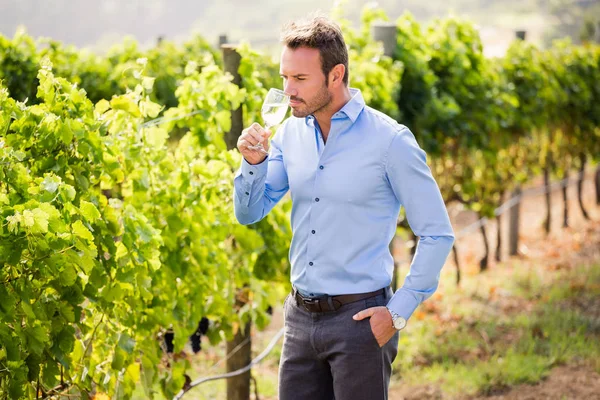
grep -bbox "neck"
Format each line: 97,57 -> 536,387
314,86 -> 352,140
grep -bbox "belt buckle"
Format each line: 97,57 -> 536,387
302,297 -> 321,312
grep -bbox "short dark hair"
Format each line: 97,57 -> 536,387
280,15 -> 349,86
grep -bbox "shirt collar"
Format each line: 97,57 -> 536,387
305,87 -> 365,126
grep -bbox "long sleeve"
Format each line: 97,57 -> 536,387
233,127 -> 289,225
384,126 -> 455,321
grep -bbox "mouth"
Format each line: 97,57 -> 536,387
289,99 -> 303,107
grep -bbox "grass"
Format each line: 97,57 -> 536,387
130,236 -> 600,399
393,261 -> 600,397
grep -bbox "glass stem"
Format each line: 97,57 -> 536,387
248,124 -> 272,154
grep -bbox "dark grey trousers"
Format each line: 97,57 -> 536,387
278,286 -> 399,400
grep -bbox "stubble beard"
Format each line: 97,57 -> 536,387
291,83 -> 332,119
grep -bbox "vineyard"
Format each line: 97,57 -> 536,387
1,4 -> 599,400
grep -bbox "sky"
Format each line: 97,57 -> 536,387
0,0 -> 553,57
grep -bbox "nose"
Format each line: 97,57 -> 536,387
283,81 -> 297,98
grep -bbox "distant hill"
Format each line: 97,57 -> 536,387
0,0 -> 597,54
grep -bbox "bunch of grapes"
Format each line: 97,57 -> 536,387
163,317 -> 210,354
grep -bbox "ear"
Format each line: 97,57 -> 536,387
329,64 -> 346,88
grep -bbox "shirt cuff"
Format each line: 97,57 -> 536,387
240,156 -> 268,182
385,288 -> 422,321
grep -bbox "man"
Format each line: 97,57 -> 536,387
233,15 -> 454,400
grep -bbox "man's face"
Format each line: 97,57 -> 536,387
280,46 -> 332,118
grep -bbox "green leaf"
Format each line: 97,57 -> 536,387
20,301 -> 36,320
38,203 -> 61,221
79,200 -> 101,223
123,362 -> 141,394
110,96 -> 141,117
140,99 -> 162,118
6,212 -> 21,234
25,324 -> 49,356
30,208 -> 50,234
118,332 -> 135,353
25,353 -> 42,382
41,175 -> 61,193
214,110 -> 231,132
59,120 -> 73,144
59,264 -> 78,286
59,303 -> 76,323
102,284 -> 123,302
72,220 -> 94,242
184,61 -> 198,76
142,77 -> 155,91
144,126 -> 168,149
111,346 -> 125,371
22,210 -> 35,228
42,360 -> 59,387
60,184 -> 76,202
79,253 -> 96,274
57,326 -> 75,353
115,241 -> 128,261
95,99 -> 110,115
8,368 -> 26,400
140,355 -> 156,397
232,225 -> 265,252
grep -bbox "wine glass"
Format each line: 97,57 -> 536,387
247,88 -> 290,154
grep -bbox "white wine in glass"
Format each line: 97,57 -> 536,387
247,88 -> 290,154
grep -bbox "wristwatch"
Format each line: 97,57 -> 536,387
385,306 -> 407,330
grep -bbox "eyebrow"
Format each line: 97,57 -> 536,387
280,73 -> 309,78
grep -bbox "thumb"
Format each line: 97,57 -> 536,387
262,129 -> 272,149
353,308 -> 374,321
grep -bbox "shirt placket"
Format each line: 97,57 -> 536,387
304,116 -> 343,292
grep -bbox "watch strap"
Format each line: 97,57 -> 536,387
385,306 -> 404,329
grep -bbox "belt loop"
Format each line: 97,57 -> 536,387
292,286 -> 298,306
327,296 -> 335,311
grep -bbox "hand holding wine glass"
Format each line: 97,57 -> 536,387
239,88 -> 289,163
238,123 -> 272,165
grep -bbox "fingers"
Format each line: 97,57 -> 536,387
353,308 -> 374,320
238,137 -> 257,150
246,123 -> 267,144
248,123 -> 268,143
238,123 -> 270,150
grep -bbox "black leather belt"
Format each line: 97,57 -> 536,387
292,286 -> 386,313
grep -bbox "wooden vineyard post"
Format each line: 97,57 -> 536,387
222,43 -> 252,400
219,34 -> 228,47
372,22 -> 397,58
509,186 -> 522,256
509,30 -> 527,257
222,44 -> 244,151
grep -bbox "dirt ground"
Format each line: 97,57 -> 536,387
392,363 -> 600,400
388,168 -> 600,400
481,363 -> 600,400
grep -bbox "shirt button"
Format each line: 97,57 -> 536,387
309,262 -> 314,266
319,165 -> 324,170
315,197 -> 320,202
311,230 -> 316,234
245,192 -> 249,195
249,171 -> 253,175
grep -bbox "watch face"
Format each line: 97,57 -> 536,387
394,317 -> 407,330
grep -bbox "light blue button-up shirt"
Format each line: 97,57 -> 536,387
233,88 -> 455,321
